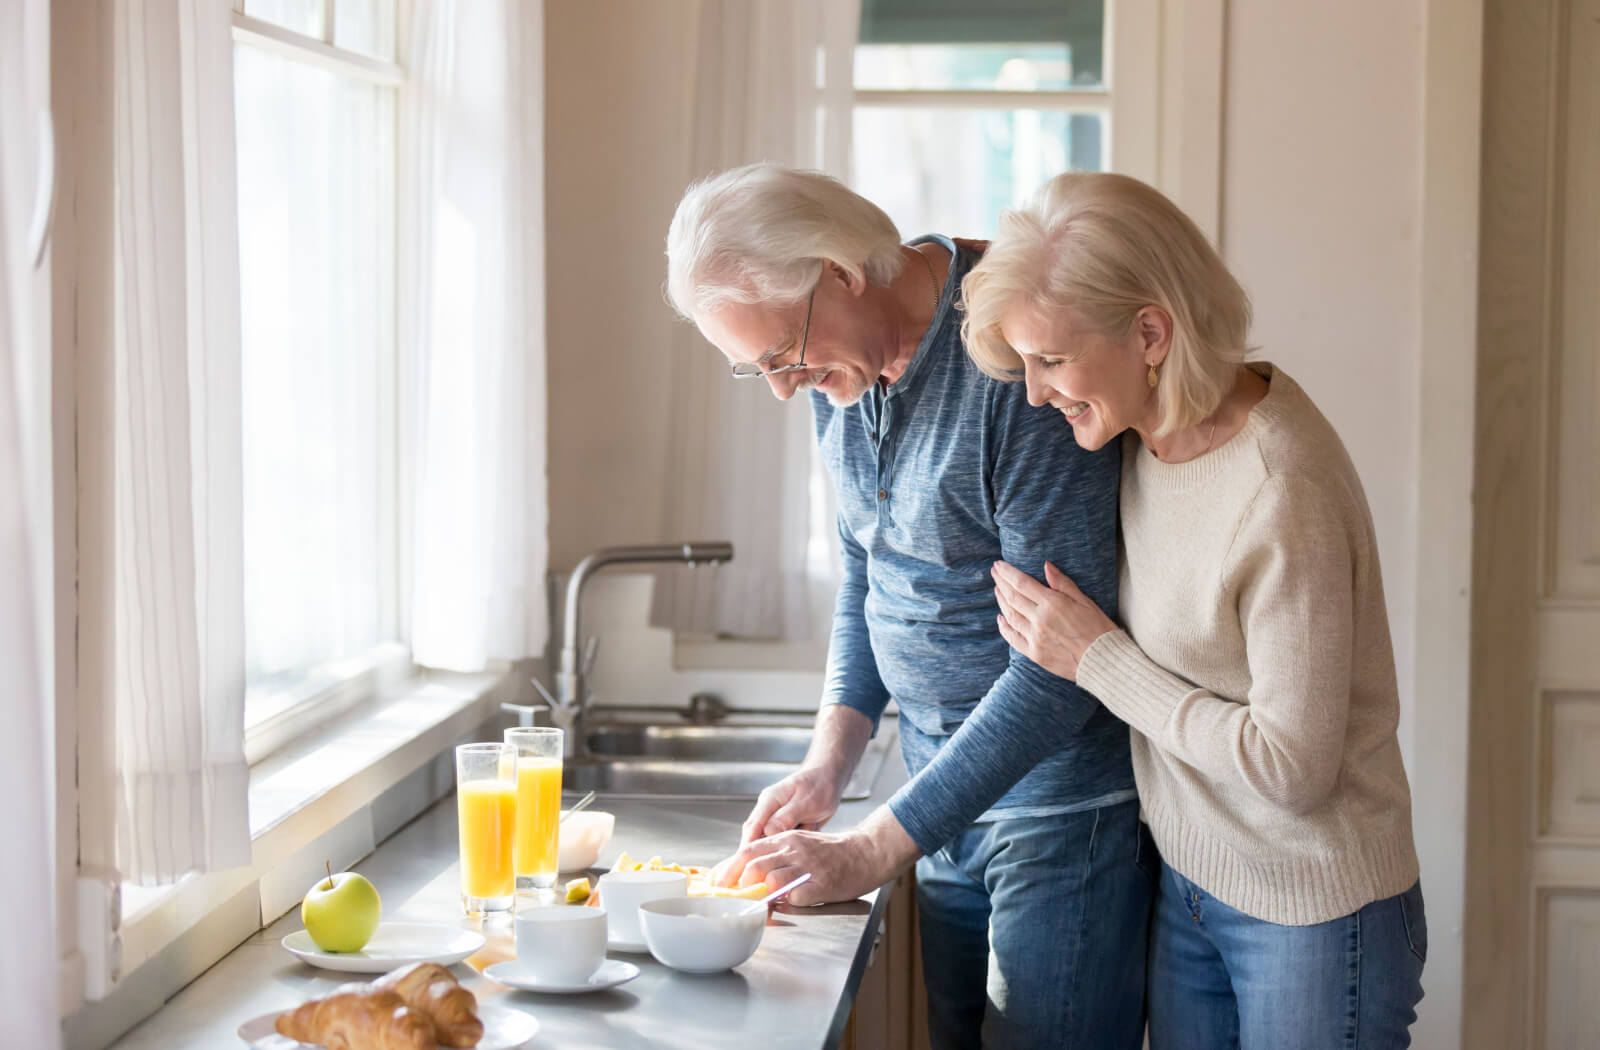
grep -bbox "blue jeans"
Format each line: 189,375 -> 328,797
1149,862 -> 1427,1050
915,799 -> 1156,1050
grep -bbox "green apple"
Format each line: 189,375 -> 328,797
301,866 -> 381,953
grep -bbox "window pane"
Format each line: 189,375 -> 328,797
855,44 -> 1094,92
334,0 -> 396,61
243,0 -> 323,38
234,44 -> 394,714
852,107 -> 1106,237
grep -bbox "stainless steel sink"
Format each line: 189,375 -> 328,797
564,759 -> 799,798
584,724 -> 813,762
562,721 -> 896,801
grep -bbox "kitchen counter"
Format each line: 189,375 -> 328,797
105,731 -> 908,1050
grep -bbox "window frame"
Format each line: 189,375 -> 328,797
231,0 -> 415,763
850,0 -> 1160,222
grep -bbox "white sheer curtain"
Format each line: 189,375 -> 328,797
651,0 -> 859,641
1,0 -> 61,1040
406,0 -> 548,670
234,42 -> 391,684
77,0 -> 251,886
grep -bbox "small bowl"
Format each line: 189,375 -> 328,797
557,810 -> 615,872
638,896 -> 765,974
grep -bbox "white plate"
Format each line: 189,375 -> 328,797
281,923 -> 486,973
484,958 -> 640,995
237,1000 -> 537,1049
606,933 -> 649,954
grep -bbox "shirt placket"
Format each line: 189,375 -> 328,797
874,389 -> 896,523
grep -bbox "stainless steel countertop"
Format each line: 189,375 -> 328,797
106,729 -> 908,1050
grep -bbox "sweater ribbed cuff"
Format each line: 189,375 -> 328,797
1077,629 -> 1190,742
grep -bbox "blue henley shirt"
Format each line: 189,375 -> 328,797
813,235 -> 1136,855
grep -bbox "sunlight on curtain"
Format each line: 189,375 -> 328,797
77,0 -> 251,888
235,44 -> 389,691
405,0 -> 547,670
0,0 -> 61,1039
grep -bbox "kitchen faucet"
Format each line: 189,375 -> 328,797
503,542 -> 734,756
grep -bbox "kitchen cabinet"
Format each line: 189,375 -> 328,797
839,871 -> 930,1050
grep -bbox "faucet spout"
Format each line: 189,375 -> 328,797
553,542 -> 734,755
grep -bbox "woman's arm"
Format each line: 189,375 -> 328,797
994,473 -> 1356,816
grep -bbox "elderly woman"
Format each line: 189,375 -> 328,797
963,172 -> 1426,1049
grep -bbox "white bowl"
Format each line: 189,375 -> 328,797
639,895 -> 765,974
557,810 -> 615,872
596,869 -> 687,945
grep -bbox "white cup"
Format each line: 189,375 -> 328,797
596,869 -> 688,944
513,905 -> 608,984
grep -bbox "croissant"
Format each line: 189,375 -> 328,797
371,962 -> 484,1048
274,984 -> 435,1050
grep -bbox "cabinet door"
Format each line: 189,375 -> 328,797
841,872 -> 930,1050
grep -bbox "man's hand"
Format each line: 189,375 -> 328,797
714,807 -> 921,906
740,765 -> 845,846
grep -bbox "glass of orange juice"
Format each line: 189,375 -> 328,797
455,742 -> 517,915
505,727 -> 564,891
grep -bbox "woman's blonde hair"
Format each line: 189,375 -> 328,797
665,163 -> 905,318
960,172 -> 1251,436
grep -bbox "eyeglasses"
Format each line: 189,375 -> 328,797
730,285 -> 815,379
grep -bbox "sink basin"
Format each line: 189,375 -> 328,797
584,725 -> 813,762
563,722 -> 896,801
564,759 -> 798,798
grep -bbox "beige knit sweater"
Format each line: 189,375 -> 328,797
1077,363 -> 1419,926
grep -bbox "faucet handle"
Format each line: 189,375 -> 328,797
580,636 -> 599,679
531,676 -> 561,710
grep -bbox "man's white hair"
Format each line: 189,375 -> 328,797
665,163 -> 905,318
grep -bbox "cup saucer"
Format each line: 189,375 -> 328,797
483,957 -> 640,995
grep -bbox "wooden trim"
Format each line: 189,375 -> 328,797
1464,0 -> 1567,1044
1107,0 -> 1160,186
1157,0 -> 1224,244
1408,0 -> 1486,1044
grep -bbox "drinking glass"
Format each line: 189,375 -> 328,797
455,742 -> 517,915
505,727 -> 564,891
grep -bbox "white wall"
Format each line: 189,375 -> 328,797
544,0 -> 697,572
1218,0 -> 1427,760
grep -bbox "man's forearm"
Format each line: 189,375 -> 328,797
806,703 -> 876,792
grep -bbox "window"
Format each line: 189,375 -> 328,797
852,0 -> 1112,236
232,0 -> 407,758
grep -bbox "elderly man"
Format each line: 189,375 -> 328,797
666,164 -> 1152,1049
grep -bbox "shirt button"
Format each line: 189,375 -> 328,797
877,489 -> 887,501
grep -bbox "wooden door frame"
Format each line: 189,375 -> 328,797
1463,0 -> 1569,1045
1409,0 -> 1485,1046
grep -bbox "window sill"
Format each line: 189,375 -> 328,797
112,665 -> 522,994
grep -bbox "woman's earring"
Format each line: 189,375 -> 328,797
1147,364 -> 1159,388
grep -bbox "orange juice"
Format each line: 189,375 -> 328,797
513,758 -> 562,883
457,780 -> 516,900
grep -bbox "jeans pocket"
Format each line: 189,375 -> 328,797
1134,821 -> 1162,888
1399,881 -> 1427,964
